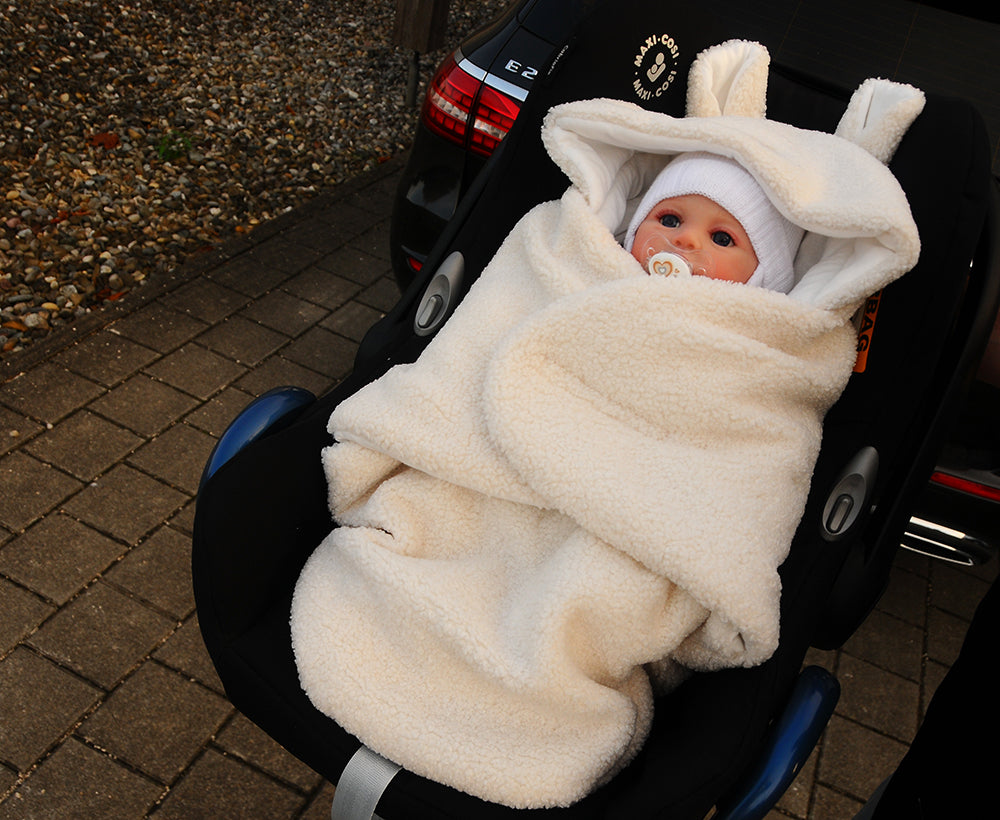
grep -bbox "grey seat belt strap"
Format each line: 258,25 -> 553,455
330,745 -> 403,820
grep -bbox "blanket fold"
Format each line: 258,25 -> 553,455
291,41 -> 922,808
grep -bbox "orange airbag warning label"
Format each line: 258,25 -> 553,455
854,290 -> 882,373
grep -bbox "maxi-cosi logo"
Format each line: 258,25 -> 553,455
632,33 -> 680,102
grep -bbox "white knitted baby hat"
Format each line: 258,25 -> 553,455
624,152 -> 804,293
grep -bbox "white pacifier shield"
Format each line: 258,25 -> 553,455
647,251 -> 692,278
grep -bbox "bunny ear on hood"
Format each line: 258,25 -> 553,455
835,77 -> 926,163
686,39 -> 926,164
685,39 -> 770,118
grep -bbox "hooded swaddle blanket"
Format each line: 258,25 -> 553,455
291,41 -> 923,808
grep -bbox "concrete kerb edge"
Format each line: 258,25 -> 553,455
0,154 -> 408,387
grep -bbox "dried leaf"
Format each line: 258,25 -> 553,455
88,131 -> 121,149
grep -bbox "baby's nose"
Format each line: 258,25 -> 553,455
671,228 -> 699,249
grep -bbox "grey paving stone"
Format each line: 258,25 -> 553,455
357,275 -> 402,313
892,546 -> 930,579
54,330 -> 159,388
183,386 -> 256,437
0,513 -> 126,605
128,423 -> 217,495
150,747 -> 304,819
817,715 -> 907,802
158,277 -> 252,325
299,782 -> 336,820
280,326 -> 357,381
346,220 -> 391,261
282,267 -> 362,310
166,498 -> 197,536
144,343 -> 247,401
28,582 -> 175,689
0,362 -> 104,425
0,738 -> 163,820
929,560 -> 992,621
922,658 -> 950,716
106,526 -> 194,619
319,300 -> 384,342
314,199 -> 383,236
0,452 -> 83,532
842,609 -> 924,682
88,373 -> 201,438
314,245 -> 393,286
153,614 -> 224,694
0,578 -> 53,654
345,175 -> 398,216
206,261 -> 297,301
109,302 -> 209,353
238,289 -> 329,338
80,662 -> 231,783
24,410 -> 143,481
196,314 -> 290,365
206,238 -> 324,297
277,216 -> 354,254
0,767 -> 15,803
0,647 -> 101,772
0,406 -> 41,457
62,464 -> 188,545
810,783 -> 865,820
215,713 -> 323,792
835,655 -> 919,742
875,563 -> 928,628
925,605 -> 972,667
237,355 -> 338,399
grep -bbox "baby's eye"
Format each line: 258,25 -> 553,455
711,230 -> 735,247
659,213 -> 680,228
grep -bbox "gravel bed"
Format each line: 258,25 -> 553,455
0,0 -> 508,355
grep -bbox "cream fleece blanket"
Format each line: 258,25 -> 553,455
291,41 -> 923,808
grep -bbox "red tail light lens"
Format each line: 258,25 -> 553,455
423,56 -> 478,145
931,471 -> 1000,502
421,54 -> 521,157
470,84 -> 520,156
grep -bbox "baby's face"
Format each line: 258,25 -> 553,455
630,194 -> 759,284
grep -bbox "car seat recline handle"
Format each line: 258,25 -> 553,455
821,446 -> 879,540
414,251 -> 464,336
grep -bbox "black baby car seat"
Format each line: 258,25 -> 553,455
192,1 -> 1000,817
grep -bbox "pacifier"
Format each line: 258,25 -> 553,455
641,235 -> 713,279
647,251 -> 691,278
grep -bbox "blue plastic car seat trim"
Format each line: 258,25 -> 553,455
713,665 -> 840,820
199,386 -> 316,492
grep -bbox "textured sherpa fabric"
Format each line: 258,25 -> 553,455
291,41 -> 923,809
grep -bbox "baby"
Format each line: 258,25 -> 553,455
624,151 -> 804,293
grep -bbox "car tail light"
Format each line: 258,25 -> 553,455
422,55 -> 521,157
469,84 -> 520,156
930,471 -> 1000,502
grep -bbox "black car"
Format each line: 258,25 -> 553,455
389,0 -> 591,292
389,0 -> 1000,566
